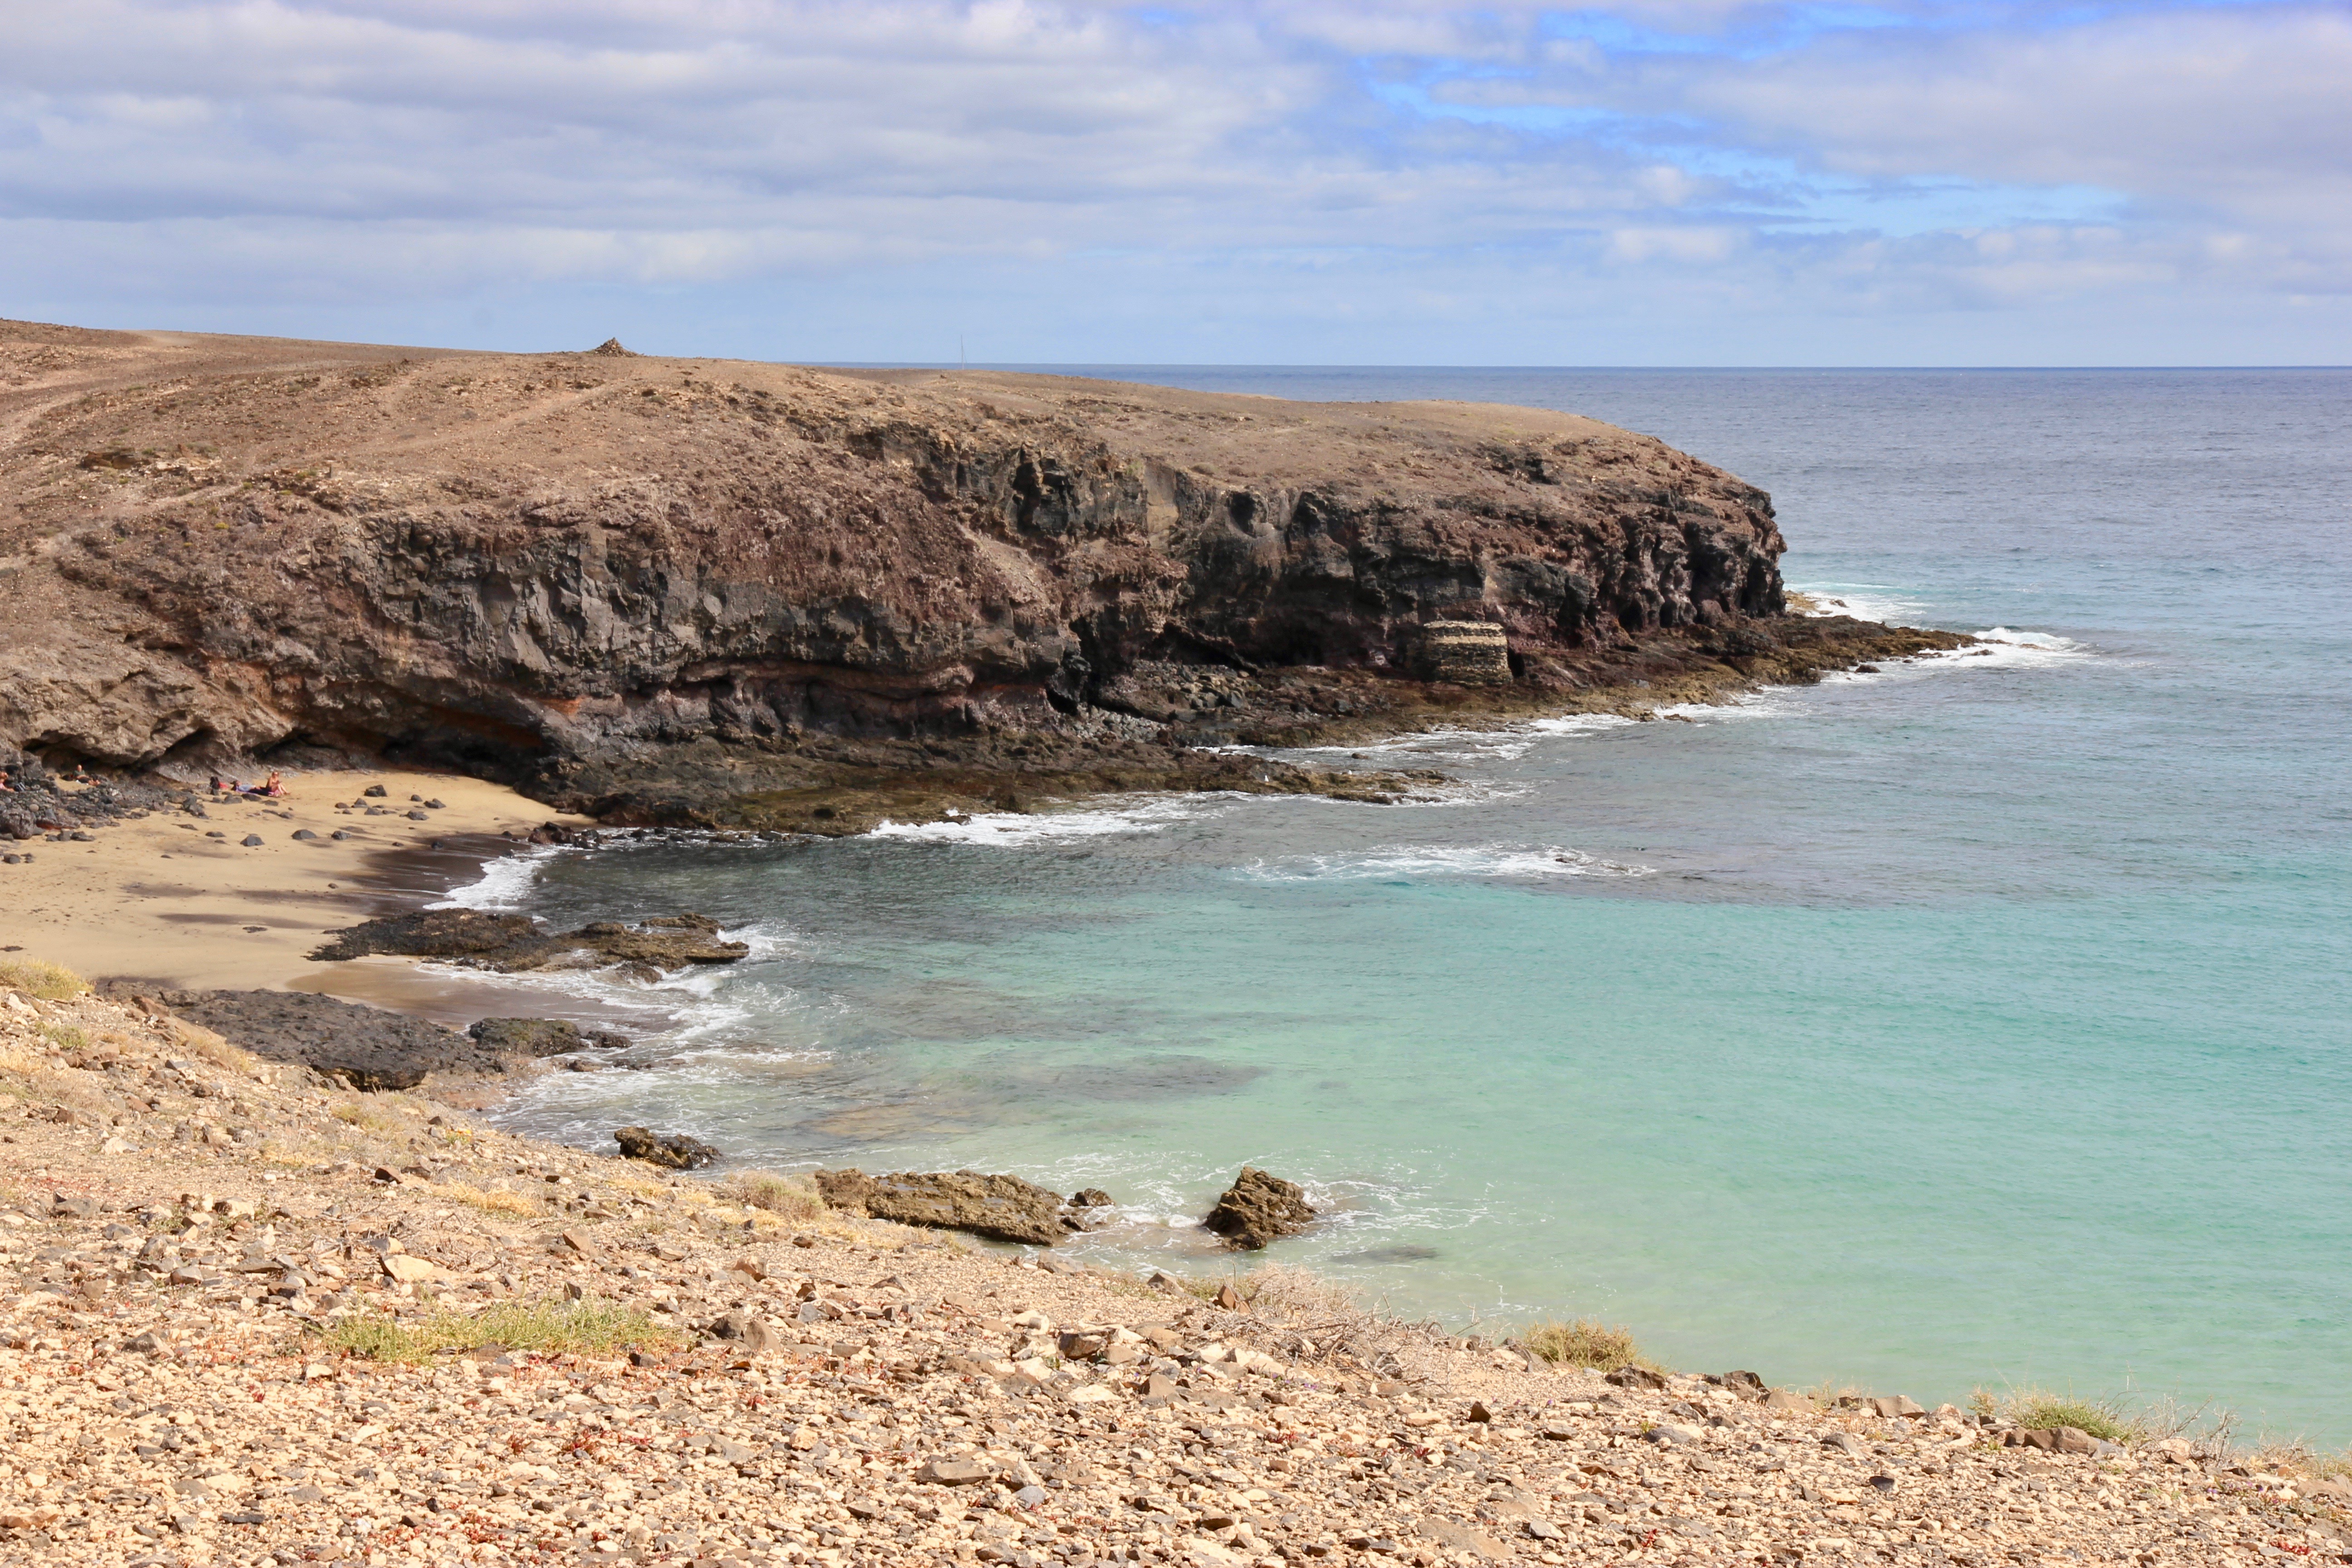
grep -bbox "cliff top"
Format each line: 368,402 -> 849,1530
0,318 -> 1682,535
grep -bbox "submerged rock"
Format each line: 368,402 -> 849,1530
813,1168 -> 1097,1247
1200,1166 -> 1316,1250
614,1126 -> 720,1170
309,908 -> 747,975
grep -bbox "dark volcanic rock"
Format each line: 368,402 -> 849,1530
467,1017 -> 630,1056
614,1126 -> 719,1170
309,908 -> 746,973
118,988 -> 505,1091
813,1167 -> 1088,1247
307,907 -> 538,962
1201,1166 -> 1317,1250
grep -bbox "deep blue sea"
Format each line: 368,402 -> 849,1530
452,369 -> 2352,1441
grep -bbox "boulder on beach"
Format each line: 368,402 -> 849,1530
1200,1166 -> 1316,1250
813,1168 -> 1097,1247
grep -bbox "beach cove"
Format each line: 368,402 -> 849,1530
2,335 -> 2347,1453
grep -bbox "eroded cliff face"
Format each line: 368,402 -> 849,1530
0,321 -> 1946,823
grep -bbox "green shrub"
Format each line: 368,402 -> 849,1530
1976,1386 -> 2141,1443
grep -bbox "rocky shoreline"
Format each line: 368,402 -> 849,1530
0,973 -> 2344,1568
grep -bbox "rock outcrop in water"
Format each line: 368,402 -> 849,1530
0,319 -> 1968,827
1202,1166 -> 1318,1250
309,908 -> 747,976
613,1125 -> 720,1170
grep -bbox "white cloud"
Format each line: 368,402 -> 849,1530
0,0 -> 2342,361
1683,7 -> 2352,208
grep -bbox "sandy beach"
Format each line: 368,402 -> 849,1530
0,769 -> 590,996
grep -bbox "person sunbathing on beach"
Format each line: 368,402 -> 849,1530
262,770 -> 285,797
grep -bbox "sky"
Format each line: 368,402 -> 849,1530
1,0 -> 2346,365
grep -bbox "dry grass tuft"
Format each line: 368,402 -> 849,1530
331,1102 -> 402,1133
0,957 -> 90,1001
722,1169 -> 823,1220
436,1182 -> 542,1218
1237,1264 -> 1362,1323
166,1019 -> 262,1075
1521,1318 -> 1647,1371
315,1297 -> 678,1363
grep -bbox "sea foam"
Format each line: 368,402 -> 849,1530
865,794 -> 1226,846
430,844 -> 561,911
1240,843 -> 1653,883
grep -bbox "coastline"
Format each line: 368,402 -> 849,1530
0,618 -> 1955,1026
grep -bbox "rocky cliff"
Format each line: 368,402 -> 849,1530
0,320 -> 1961,826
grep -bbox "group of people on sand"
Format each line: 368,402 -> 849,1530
1,762 -> 286,796
0,761 -> 94,792
209,770 -> 287,798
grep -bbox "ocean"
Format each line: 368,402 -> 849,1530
445,368 -> 2352,1441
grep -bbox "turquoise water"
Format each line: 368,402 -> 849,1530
467,370 -> 2352,1441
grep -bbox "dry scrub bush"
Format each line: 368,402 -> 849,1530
722,1170 -> 823,1220
1521,1318 -> 1647,1372
165,1018 -> 261,1076
318,1296 -> 678,1363
0,958 -> 89,1001
1970,1385 -> 2146,1444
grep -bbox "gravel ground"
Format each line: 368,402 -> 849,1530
0,982 -> 2346,1568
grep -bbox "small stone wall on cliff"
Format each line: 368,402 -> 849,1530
1411,622 -> 1513,685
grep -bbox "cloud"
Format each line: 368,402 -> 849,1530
0,0 -> 2343,362
1682,7 -> 2352,211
